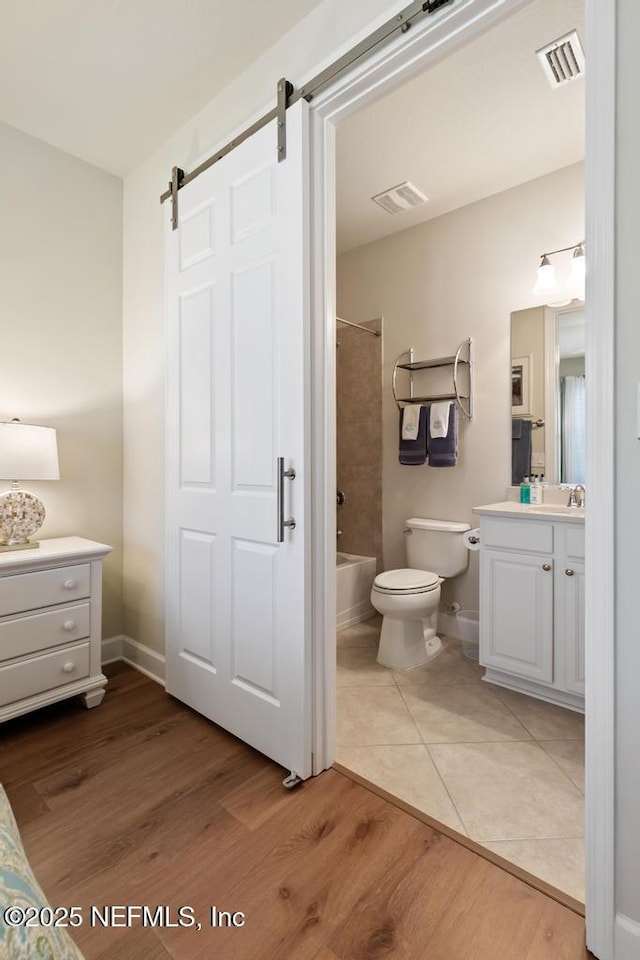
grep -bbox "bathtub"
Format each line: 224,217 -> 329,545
336,552 -> 377,630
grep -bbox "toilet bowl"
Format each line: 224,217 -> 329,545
372,569 -> 442,668
370,517 -> 471,669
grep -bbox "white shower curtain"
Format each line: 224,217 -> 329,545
560,375 -> 586,484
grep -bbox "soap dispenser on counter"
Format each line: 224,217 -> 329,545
530,475 -> 543,504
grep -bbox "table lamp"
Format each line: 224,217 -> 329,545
0,420 -> 60,550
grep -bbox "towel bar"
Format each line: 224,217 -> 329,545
513,416 -> 545,428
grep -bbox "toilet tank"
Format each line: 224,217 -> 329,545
405,517 -> 471,578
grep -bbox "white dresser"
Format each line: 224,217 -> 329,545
0,538 -> 112,722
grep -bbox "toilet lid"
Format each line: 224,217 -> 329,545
373,568 -> 440,593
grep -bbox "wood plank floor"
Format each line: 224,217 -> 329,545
0,664 -> 592,959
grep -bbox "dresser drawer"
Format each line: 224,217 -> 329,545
0,641 -> 90,707
0,564 -> 90,617
0,603 -> 90,662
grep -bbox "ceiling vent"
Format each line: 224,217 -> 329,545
536,30 -> 585,88
371,181 -> 429,215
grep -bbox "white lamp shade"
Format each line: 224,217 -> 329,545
533,259 -> 557,295
0,422 -> 60,481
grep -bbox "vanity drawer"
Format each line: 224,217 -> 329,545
0,603 -> 90,662
0,564 -> 91,617
0,641 -> 90,707
481,518 -> 553,554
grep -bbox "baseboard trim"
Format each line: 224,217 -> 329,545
438,611 -> 460,639
336,603 -> 375,631
615,913 -> 640,959
122,636 -> 166,687
102,635 -> 124,664
102,635 -> 166,687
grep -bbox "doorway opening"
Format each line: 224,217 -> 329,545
332,0 -> 586,907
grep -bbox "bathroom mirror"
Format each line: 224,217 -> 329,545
511,300 -> 585,486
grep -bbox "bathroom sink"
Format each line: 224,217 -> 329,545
527,504 -> 585,516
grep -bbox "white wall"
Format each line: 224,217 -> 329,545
0,122 -> 123,637
122,0 -> 405,653
337,163 -> 584,613
615,0 -> 640,937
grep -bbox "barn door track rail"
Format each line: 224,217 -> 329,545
160,0 -> 454,228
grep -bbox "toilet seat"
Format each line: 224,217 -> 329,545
373,568 -> 440,595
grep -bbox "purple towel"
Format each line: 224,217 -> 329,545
399,407 -> 427,465
427,402 -> 457,467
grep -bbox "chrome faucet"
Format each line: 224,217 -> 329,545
567,484 -> 585,508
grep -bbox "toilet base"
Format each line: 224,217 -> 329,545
376,616 -> 442,669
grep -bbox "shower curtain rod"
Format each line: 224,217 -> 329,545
336,316 -> 382,337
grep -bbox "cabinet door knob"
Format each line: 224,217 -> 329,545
63,620 -> 76,631
62,662 -> 76,674
565,568 -> 575,576
63,579 -> 76,590
542,563 -> 552,571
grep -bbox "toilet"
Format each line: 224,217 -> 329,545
371,517 -> 471,669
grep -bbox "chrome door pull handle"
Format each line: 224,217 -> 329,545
277,457 -> 296,543
565,568 -> 575,576
542,563 -> 552,571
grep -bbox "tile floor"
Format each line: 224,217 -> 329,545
335,615 -> 585,902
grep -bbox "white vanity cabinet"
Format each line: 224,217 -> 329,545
475,505 -> 584,711
555,523 -> 585,697
0,537 -> 112,722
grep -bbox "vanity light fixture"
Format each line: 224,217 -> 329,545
0,419 -> 60,550
532,242 -> 585,298
532,255 -> 556,294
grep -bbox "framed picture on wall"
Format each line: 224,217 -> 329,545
512,355 -> 532,415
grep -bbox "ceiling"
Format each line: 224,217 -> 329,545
0,0 -> 325,176
0,0 -> 584,223
336,0 -> 585,253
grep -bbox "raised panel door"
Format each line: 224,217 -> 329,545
480,547 -> 554,683
166,102 -> 311,779
560,560 -> 585,695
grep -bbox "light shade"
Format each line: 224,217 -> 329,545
532,255 -> 557,295
0,422 -> 60,481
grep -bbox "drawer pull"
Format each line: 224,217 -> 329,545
542,563 -> 552,572
565,568 -> 575,577
63,620 -> 76,631
63,579 -> 76,591
62,662 -> 76,674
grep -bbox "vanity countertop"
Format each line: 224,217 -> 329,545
472,501 -> 585,523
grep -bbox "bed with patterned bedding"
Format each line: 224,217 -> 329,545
0,785 -> 84,959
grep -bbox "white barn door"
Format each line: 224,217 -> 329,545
166,101 -> 311,780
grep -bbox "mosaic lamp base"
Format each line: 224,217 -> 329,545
0,484 -> 45,551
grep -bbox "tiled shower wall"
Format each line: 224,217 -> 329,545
336,318 -> 383,568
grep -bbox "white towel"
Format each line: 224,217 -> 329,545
401,404 -> 421,440
430,401 -> 451,439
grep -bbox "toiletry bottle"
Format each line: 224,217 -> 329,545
520,476 -> 531,504
530,475 -> 543,504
